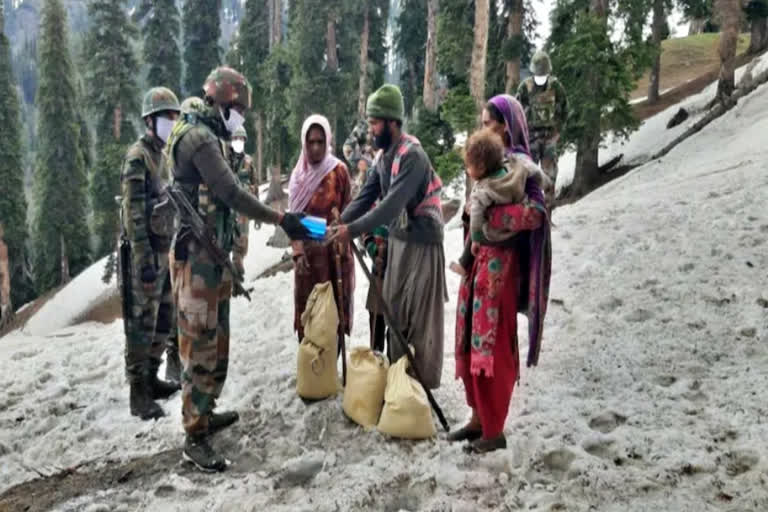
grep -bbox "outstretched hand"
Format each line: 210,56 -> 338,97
327,224 -> 350,246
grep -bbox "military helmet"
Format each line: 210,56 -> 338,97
142,87 -> 181,118
202,67 -> 252,110
232,125 -> 247,139
530,50 -> 552,76
180,96 -> 206,114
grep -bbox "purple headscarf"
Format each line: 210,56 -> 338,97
488,94 -> 531,159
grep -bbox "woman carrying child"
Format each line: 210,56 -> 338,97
449,94 -> 552,453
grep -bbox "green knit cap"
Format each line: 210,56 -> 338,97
366,84 -> 405,122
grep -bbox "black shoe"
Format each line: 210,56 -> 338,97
447,425 -> 482,443
129,380 -> 165,421
463,435 -> 507,454
208,411 -> 240,435
183,435 -> 227,472
165,346 -> 181,384
149,373 -> 181,400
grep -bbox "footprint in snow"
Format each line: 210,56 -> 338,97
588,412 -> 627,434
654,375 -> 677,388
624,309 -> 654,323
722,450 -> 760,477
582,437 -> 616,460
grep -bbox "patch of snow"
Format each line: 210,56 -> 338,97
23,255 -> 113,337
556,51 -> 768,195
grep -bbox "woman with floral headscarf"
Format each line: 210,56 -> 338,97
449,95 -> 552,453
289,115 -> 354,341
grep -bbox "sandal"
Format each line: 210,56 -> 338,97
463,435 -> 507,454
447,425 -> 482,443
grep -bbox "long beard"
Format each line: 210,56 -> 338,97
373,124 -> 393,151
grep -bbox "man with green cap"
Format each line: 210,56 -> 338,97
166,66 -> 308,472
119,86 -> 183,421
517,49 -> 568,205
330,84 -> 447,390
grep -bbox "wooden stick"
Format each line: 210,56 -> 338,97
331,208 -> 347,386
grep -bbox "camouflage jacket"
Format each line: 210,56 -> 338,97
517,77 -> 568,134
121,134 -> 168,270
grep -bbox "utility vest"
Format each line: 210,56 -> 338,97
526,78 -> 557,131
166,114 -> 239,253
122,137 -> 173,252
390,135 -> 444,230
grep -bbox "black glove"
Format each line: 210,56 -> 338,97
280,212 -> 310,240
140,264 -> 157,284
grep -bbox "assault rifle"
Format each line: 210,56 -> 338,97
165,185 -> 252,301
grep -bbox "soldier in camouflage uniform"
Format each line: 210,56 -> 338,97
165,67 -> 308,472
517,50 -> 568,206
120,87 -> 183,421
228,125 -> 257,277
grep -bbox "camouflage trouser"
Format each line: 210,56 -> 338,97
530,133 -> 559,205
172,240 -> 232,435
124,252 -> 178,380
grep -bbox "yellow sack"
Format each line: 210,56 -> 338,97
297,282 -> 339,399
343,348 -> 389,428
377,356 -> 436,439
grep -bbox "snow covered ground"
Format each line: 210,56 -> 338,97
2,78 -> 768,510
556,50 -> 768,196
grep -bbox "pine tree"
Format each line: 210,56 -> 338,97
549,0 -> 653,196
0,3 -> 32,309
746,0 -> 768,54
33,0 -> 91,291
395,0 -> 427,117
84,0 -> 140,258
137,0 -> 182,95
183,0 -> 221,96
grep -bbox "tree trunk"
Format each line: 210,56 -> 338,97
749,16 -> 768,54
113,105 -> 122,140
358,2 -> 370,119
505,0 -> 523,94
470,0 -> 490,128
0,225 -> 11,319
325,10 -> 339,147
571,0 -> 608,197
269,0 -> 282,50
423,0 -> 439,113
648,0 -> 665,104
60,234 -> 70,285
716,0 -> 741,102
254,112 -> 264,186
689,18 -> 706,35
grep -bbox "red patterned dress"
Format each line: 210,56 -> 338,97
455,202 -> 544,440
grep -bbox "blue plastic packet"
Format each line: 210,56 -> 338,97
300,215 -> 327,240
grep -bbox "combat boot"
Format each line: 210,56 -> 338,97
208,410 -> 240,435
148,358 -> 181,400
129,377 -> 165,421
165,344 -> 182,384
183,434 -> 227,472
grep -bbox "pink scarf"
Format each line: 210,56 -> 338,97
288,115 -> 341,213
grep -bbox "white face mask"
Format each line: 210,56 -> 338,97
534,75 -> 549,86
231,139 -> 245,154
155,116 -> 175,143
220,107 -> 245,135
